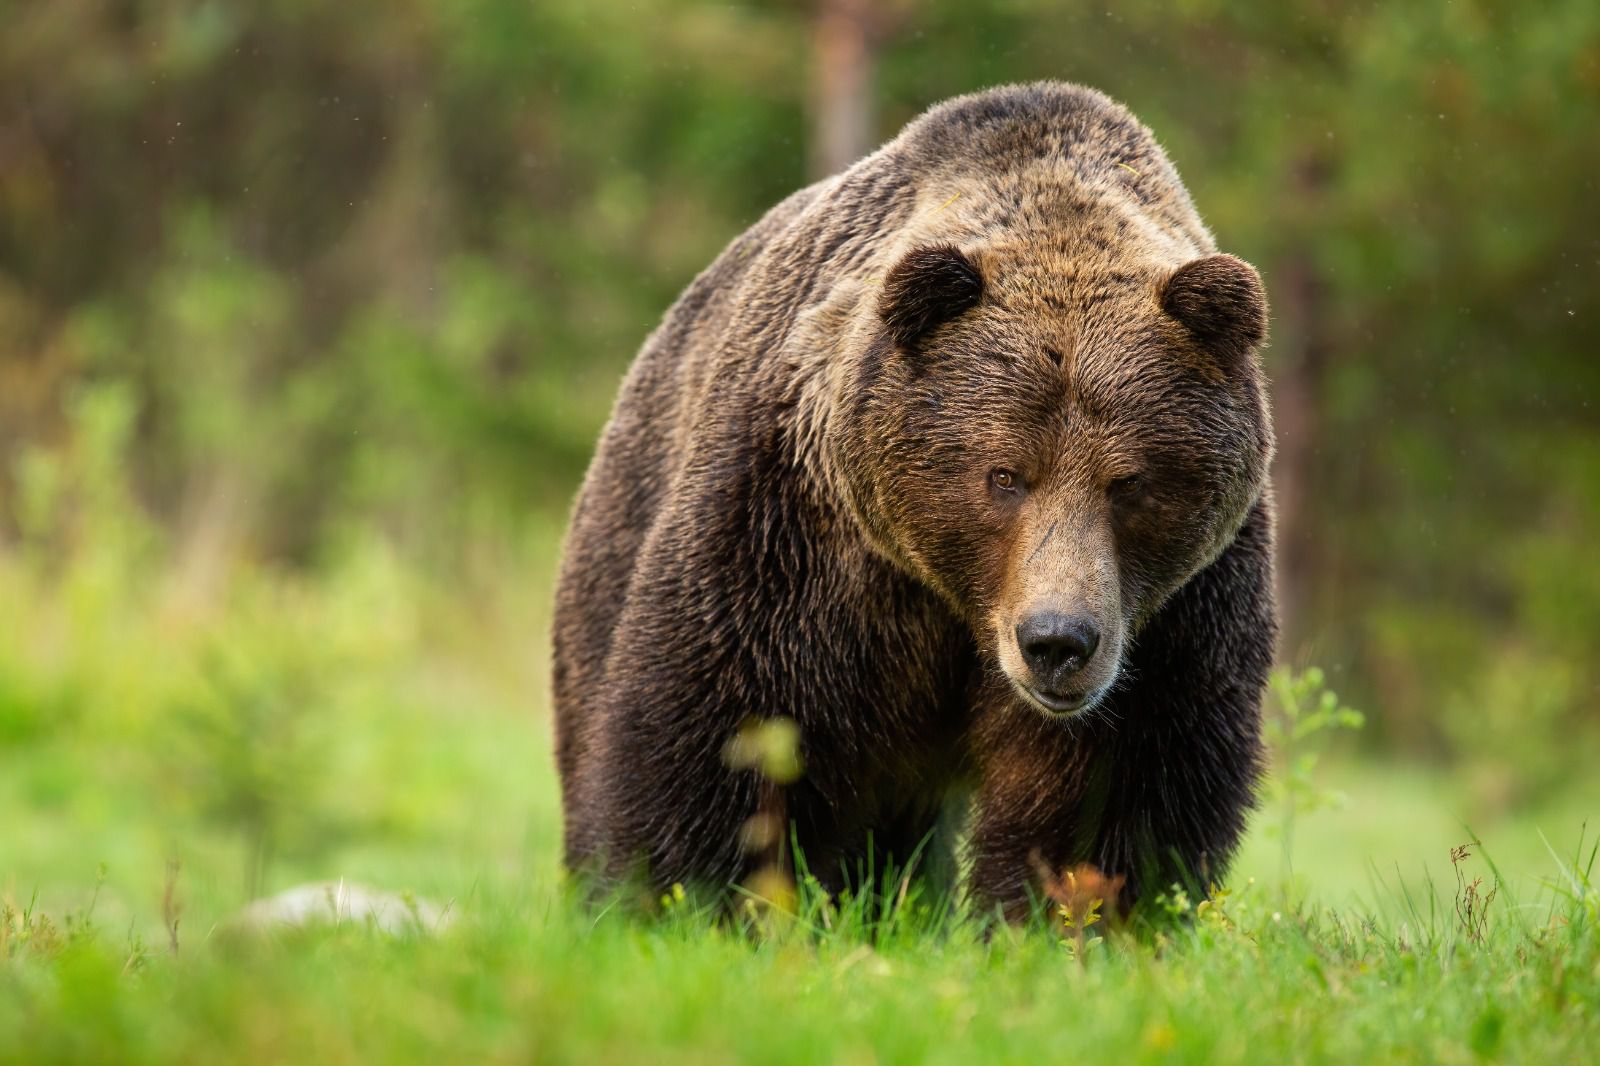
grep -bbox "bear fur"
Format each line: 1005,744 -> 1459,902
552,82 -> 1276,917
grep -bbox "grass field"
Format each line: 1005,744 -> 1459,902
2,525 -> 1597,1063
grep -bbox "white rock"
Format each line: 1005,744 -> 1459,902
231,880 -> 454,935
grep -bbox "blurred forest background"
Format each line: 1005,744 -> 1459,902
2,1 -> 1598,918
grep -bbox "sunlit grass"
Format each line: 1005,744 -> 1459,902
3,834 -> 1596,1064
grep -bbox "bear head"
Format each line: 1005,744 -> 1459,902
829,222 -> 1273,718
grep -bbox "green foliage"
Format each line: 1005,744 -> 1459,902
1263,668 -> 1365,886
174,633 -> 339,898
2,0 -> 1598,794
3,0 -> 1596,796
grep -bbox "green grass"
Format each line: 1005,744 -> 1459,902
2,527 -> 1598,1063
3,843 -> 1597,1064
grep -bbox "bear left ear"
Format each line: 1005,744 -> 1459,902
878,244 -> 985,350
1160,254 -> 1268,361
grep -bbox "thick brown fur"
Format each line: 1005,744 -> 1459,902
552,82 -> 1277,917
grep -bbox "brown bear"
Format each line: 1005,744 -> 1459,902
552,81 -> 1276,918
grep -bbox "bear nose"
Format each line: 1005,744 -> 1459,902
1015,612 -> 1101,686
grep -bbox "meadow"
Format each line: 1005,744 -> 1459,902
2,503 -> 1596,1064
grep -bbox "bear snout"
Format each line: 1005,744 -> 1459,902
1015,611 -> 1101,689
997,598 -> 1123,717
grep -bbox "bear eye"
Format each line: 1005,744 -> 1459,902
990,469 -> 1022,494
1108,474 -> 1144,500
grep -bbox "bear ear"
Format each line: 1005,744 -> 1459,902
878,244 -> 985,350
1159,254 -> 1268,362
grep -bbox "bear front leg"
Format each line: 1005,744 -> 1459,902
567,690 -> 772,897
964,695 -> 1123,921
964,697 -> 1253,921
965,679 -> 1264,921
965,504 -> 1276,920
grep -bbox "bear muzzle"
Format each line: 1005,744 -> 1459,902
1016,611 -> 1100,691
997,601 -> 1123,717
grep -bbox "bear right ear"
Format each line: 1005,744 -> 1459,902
1159,254 -> 1268,363
878,244 -> 984,350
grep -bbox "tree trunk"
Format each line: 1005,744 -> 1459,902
1270,155 -> 1332,655
810,0 -> 878,180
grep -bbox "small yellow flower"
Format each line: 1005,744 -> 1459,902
1144,1022 -> 1177,1051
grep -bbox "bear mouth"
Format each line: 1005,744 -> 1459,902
1017,684 -> 1091,716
